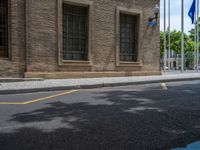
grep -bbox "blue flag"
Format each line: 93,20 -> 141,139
188,0 -> 196,24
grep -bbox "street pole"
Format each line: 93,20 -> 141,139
197,0 -> 199,71
194,11 -> 197,70
181,0 -> 184,72
168,0 -> 171,71
164,0 -> 167,72
194,0 -> 197,71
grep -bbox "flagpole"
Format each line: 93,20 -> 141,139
181,0 -> 184,72
189,0 -> 197,71
164,0 -> 167,72
194,0 -> 197,71
197,0 -> 199,72
168,0 -> 171,71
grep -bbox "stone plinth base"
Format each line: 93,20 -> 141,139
25,71 -> 161,79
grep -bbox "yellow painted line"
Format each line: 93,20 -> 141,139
0,102 -> 24,105
161,83 -> 168,90
0,90 -> 78,105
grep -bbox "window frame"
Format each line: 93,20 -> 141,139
119,13 -> 139,62
116,6 -> 143,66
58,0 -> 93,66
62,4 -> 88,61
0,0 -> 9,59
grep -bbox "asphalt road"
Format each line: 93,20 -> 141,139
0,81 -> 200,150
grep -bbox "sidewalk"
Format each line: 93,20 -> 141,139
0,72 -> 200,94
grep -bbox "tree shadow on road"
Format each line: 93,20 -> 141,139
1,83 -> 200,150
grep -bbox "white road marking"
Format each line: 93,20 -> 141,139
161,83 -> 168,90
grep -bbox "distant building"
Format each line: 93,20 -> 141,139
0,0 -> 160,78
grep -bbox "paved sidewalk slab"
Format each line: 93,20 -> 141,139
0,73 -> 200,94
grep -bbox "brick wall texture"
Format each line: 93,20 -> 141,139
0,0 -> 160,78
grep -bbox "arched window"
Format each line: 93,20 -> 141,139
0,0 -> 8,58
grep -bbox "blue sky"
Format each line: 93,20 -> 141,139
160,0 -> 197,34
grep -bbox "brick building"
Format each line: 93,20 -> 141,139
0,0 -> 160,78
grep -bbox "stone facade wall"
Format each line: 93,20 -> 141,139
0,0 -> 160,78
0,0 -> 26,77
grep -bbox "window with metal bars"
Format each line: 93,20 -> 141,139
120,13 -> 138,62
63,4 -> 88,61
0,0 -> 8,57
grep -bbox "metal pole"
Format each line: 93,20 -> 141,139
194,0 -> 197,71
197,0 -> 199,71
164,0 -> 167,72
181,0 -> 184,72
168,0 -> 171,71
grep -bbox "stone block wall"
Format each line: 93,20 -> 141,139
0,0 -> 26,77
0,0 -> 160,78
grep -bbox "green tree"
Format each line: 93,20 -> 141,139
160,31 -> 164,57
160,30 -> 194,57
188,18 -> 200,55
188,17 -> 200,41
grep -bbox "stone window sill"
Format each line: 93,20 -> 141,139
117,61 -> 142,67
0,57 -> 11,61
59,60 -> 92,67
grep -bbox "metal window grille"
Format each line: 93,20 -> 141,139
120,14 -> 138,61
63,4 -> 88,61
0,0 -> 8,57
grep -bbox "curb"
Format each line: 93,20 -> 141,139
0,78 -> 44,83
0,77 -> 200,95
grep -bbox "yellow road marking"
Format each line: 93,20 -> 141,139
0,90 -> 78,105
161,83 -> 168,90
23,90 -> 78,105
0,102 -> 24,105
